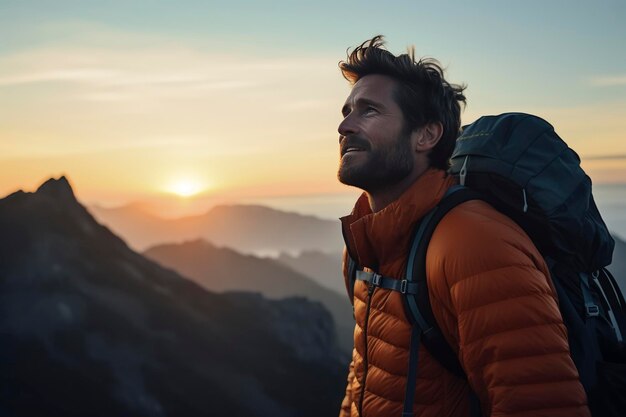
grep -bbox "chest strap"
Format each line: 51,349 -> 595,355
355,270 -> 419,295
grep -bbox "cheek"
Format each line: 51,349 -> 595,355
365,124 -> 390,142
374,117 -> 403,135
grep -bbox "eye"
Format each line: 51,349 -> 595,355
363,106 -> 378,115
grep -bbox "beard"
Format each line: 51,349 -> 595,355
337,131 -> 414,192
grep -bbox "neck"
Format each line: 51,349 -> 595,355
366,165 -> 430,213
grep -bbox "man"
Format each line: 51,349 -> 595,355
337,36 -> 589,417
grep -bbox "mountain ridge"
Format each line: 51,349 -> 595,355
89,199 -> 344,254
0,176 -> 346,416
143,239 -> 353,352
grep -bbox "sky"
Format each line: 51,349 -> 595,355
1,0 -> 625,218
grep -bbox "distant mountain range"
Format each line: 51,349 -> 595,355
0,176 -> 346,417
91,192 -> 626,322
143,240 -> 353,352
91,198 -> 626,295
89,202 -> 344,255
276,250 -> 344,295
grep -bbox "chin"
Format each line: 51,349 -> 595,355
338,171 -> 367,189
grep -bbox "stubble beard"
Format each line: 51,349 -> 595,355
338,133 -> 414,193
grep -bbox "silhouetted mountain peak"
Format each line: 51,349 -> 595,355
36,175 -> 76,203
0,176 -> 347,416
0,176 -> 129,256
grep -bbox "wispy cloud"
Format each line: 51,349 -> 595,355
590,75 -> 626,87
0,50 -> 260,94
0,45 -> 334,104
0,38 -> 342,161
0,69 -> 122,86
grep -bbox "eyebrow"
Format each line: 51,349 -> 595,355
341,98 -> 386,116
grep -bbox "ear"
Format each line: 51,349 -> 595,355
412,122 -> 443,152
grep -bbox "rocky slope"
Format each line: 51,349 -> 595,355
0,177 -> 347,417
276,250 -> 344,295
143,240 -> 353,352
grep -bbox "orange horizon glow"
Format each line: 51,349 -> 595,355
1,154 -> 624,221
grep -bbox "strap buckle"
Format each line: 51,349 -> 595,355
371,273 -> 382,287
586,305 -> 600,317
400,279 -> 408,294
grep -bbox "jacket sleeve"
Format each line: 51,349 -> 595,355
339,352 -> 356,417
428,202 -> 590,417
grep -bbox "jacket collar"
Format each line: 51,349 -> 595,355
341,169 -> 455,272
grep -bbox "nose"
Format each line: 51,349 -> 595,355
338,113 -> 357,142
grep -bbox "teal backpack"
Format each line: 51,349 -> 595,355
347,113 -> 626,417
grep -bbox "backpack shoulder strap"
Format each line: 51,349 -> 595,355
346,255 -> 357,301
405,185 -> 484,378
344,186 -> 485,377
346,254 -> 358,318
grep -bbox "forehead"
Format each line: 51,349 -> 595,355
344,74 -> 399,106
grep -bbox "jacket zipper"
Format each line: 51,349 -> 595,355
358,283 -> 376,416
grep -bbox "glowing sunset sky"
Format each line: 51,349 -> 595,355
1,0 -> 625,218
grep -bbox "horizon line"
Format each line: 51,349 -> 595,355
583,154 -> 626,161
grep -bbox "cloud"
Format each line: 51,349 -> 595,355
0,29 -> 345,164
0,69 -> 120,86
0,44 -> 335,104
590,75 -> 626,87
0,49 -> 258,92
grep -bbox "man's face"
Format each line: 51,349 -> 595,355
337,74 -> 414,192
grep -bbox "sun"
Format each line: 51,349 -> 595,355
168,179 -> 204,198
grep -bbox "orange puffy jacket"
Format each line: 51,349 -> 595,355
339,169 -> 590,417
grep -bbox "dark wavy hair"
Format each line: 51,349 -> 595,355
339,35 -> 467,170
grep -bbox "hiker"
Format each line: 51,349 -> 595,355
337,36 -> 590,417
